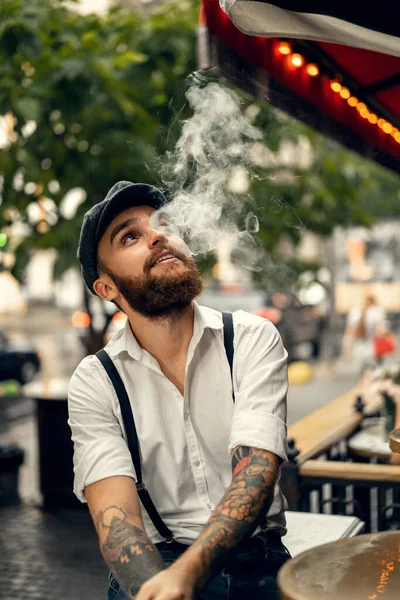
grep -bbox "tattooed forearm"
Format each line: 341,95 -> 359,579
97,505 -> 165,599
170,447 -> 278,588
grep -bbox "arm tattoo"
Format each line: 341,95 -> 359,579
182,446 -> 278,588
97,505 -> 165,598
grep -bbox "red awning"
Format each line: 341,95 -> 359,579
201,0 -> 400,172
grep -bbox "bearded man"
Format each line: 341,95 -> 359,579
68,181 -> 290,600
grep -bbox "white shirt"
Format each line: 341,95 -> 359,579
68,303 -> 289,544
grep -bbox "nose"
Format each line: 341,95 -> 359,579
147,226 -> 167,249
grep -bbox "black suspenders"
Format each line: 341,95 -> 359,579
95,311 -> 234,542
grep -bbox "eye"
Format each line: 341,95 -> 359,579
121,231 -> 139,245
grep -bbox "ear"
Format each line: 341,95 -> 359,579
93,275 -> 119,302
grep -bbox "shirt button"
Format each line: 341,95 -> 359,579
207,503 -> 213,510
184,413 -> 189,421
193,460 -> 200,467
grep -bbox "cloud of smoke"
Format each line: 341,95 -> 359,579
150,75 -> 300,285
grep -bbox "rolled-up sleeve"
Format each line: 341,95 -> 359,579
228,319 -> 288,462
68,359 -> 136,503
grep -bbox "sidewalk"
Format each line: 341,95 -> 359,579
0,402 -> 109,599
0,503 -> 108,599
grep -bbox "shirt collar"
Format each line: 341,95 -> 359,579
193,301 -> 224,333
106,301 -> 223,360
106,318 -> 142,359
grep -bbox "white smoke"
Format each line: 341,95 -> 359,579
150,77 -> 267,272
148,76 -> 306,291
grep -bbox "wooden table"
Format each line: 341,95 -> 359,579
278,530 -> 400,600
287,384 -> 381,463
348,417 -> 391,460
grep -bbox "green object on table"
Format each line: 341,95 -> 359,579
382,392 -> 396,436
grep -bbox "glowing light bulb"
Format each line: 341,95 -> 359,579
360,108 -> 370,119
378,118 -> 386,128
306,64 -> 319,77
278,42 -> 291,55
330,81 -> 342,93
356,102 -> 366,112
72,311 -> 91,328
340,87 -> 350,99
291,53 -> 304,67
394,132 -> 400,143
382,123 -> 393,134
347,96 -> 358,107
368,113 -> 378,124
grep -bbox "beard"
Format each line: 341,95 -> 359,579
111,251 -> 203,320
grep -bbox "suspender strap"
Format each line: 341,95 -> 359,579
96,349 -> 174,542
222,312 -> 235,402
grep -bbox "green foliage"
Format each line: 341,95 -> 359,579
0,0 -> 197,279
249,107 -> 399,254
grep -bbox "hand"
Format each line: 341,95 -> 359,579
134,564 -> 195,600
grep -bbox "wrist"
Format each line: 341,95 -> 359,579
168,548 -> 204,588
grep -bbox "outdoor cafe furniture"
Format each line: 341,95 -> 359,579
280,385 -> 400,533
348,417 -> 391,461
283,511 -> 364,557
21,377 -> 80,509
278,430 -> 400,599
278,530 -> 400,600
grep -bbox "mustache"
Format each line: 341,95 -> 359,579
144,246 -> 190,273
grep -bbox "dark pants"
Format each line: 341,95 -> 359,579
107,530 -> 291,600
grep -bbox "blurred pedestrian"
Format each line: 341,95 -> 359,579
373,320 -> 397,364
342,292 -> 385,373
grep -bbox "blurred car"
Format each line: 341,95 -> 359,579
0,331 -> 41,384
253,292 -> 326,361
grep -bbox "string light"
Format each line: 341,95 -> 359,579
306,64 -> 319,77
331,81 -> 342,93
278,42 -> 291,55
347,97 -> 358,107
275,40 -> 398,142
291,53 -> 304,67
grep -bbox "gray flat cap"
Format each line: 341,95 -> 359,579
78,181 -> 166,295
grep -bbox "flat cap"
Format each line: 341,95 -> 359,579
78,181 -> 166,295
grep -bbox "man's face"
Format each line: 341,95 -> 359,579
94,205 -> 203,318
